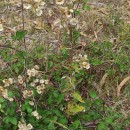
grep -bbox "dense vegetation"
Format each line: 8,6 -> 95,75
0,0 -> 130,130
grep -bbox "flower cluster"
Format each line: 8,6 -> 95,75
30,78 -> 49,94
18,121 -> 33,130
73,54 -> 90,70
23,0 -> 46,16
32,110 -> 41,119
0,86 -> 13,101
0,78 -> 14,101
23,90 -> 33,98
27,66 -> 39,77
3,78 -> 14,87
0,65 -> 49,101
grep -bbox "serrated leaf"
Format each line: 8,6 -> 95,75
72,92 -> 85,103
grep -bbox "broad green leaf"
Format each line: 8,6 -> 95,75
10,117 -> 17,125
0,98 -> 4,103
65,103 -> 85,115
72,63 -> 80,73
12,30 -> 25,41
48,61 -> 53,68
72,92 -> 85,103
91,59 -> 103,66
48,122 -> 55,130
90,90 -> 97,98
105,117 -> 113,124
0,36 -> 2,40
61,47 -> 68,55
8,91 -> 14,98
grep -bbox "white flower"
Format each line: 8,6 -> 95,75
8,78 -> 14,84
8,97 -> 14,102
37,89 -> 42,94
18,75 -> 23,84
27,69 -> 31,76
33,0 -> 42,2
33,79 -> 39,83
78,54 -> 82,58
29,101 -> 34,106
23,3 -> 32,9
81,61 -> 90,69
0,24 -> 4,32
18,121 -> 33,130
34,65 -> 39,70
36,8 -> 43,16
31,68 -> 38,76
32,111 -> 39,117
36,115 -> 42,119
36,85 -> 45,94
27,124 -> 33,129
69,18 -> 78,26
30,82 -> 35,87
69,9 -> 74,13
18,121 -> 24,129
40,79 -> 45,84
38,2 -> 46,9
44,80 -> 49,84
32,110 -> 41,119
3,79 -> 10,87
48,9 -> 53,16
83,55 -> 88,60
23,90 -> 33,98
55,0 -> 65,5
52,19 -> 63,29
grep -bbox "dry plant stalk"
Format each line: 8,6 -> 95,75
117,76 -> 130,96
93,73 -> 108,94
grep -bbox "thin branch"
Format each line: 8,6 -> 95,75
21,0 -> 28,80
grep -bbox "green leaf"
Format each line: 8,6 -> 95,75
16,52 -> 24,58
59,117 -> 67,124
4,117 -> 17,125
8,91 -> 14,98
26,107 -> 32,113
12,30 -> 25,41
91,59 -> 103,66
0,98 -> 4,103
105,117 -> 113,124
74,10 -> 80,15
0,36 -> 2,40
14,66 -> 19,74
50,116 -> 57,122
72,120 -> 80,128
6,108 -> 15,116
90,90 -> 97,98
86,5 -> 91,11
10,117 -> 17,125
72,92 -> 85,103
48,61 -> 53,68
66,103 -> 85,115
72,63 -> 80,73
61,47 -> 68,55
48,123 -> 55,130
